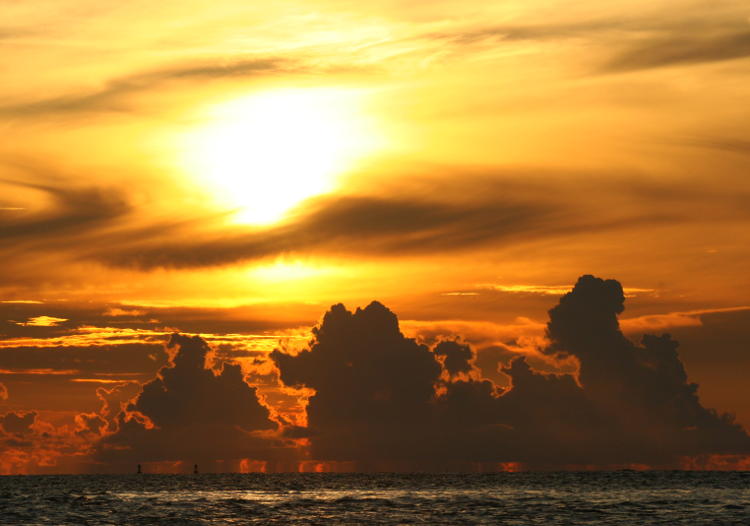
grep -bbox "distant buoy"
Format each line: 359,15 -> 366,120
137,464 -> 142,474
193,464 -> 199,474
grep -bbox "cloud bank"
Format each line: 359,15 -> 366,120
270,275 -> 750,469
2,275 -> 748,472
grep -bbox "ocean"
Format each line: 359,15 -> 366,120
1,471 -> 748,525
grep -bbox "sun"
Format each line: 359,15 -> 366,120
183,88 -> 379,224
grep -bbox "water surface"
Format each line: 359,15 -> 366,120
1,471 -> 748,524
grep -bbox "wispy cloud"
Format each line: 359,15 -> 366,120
0,57 -> 289,117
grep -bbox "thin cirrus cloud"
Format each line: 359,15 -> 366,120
0,57 -> 291,117
4,168 -> 749,274
602,31 -> 750,72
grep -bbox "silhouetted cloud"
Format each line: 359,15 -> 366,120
434,340 -> 473,376
272,302 -> 442,466
271,276 -> 750,469
0,411 -> 36,435
98,333 -> 295,470
542,275 -> 750,462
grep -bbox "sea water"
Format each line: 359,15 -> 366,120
1,471 -> 748,525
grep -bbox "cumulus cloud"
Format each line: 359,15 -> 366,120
271,302 -> 441,466
3,275 -> 747,472
0,409 -> 107,474
434,340 -> 473,377
0,411 -> 36,435
97,333 -> 295,471
271,276 -> 750,469
542,275 -> 750,462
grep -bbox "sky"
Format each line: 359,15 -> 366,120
1,0 -> 749,473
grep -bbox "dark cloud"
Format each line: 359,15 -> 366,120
99,169 -> 719,271
0,344 -> 167,378
271,276 -> 750,469
99,193 -> 559,269
637,308 -> 750,437
690,137 -> 750,157
434,340 -> 473,376
75,413 -> 107,438
0,411 -> 36,435
603,31 -> 750,72
539,275 -> 749,463
0,178 -> 129,243
85,171 -> 747,271
98,334 -> 295,470
272,302 -> 442,467
421,6 -> 750,74
0,57 -> 287,117
4,165 -> 748,277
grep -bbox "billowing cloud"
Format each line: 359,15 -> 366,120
434,340 -> 473,377
272,302 -> 442,466
97,333 -> 296,471
543,275 -> 750,462
271,276 -> 750,469
0,411 -> 36,435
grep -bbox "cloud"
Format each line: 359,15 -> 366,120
542,275 -> 750,463
0,382 -> 7,401
98,192 -> 559,269
271,276 -> 750,469
434,340 -> 473,376
95,170 -> 706,271
621,306 -> 750,333
97,333 -> 296,471
0,177 -> 131,281
271,302 -> 442,466
3,164 -> 747,278
603,31 -> 750,73
0,343 -> 167,379
0,411 -> 36,435
16,316 -> 68,327
418,4 -> 750,74
0,57 -> 287,117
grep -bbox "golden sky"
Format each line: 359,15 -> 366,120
1,0 -> 749,473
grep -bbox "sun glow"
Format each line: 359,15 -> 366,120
184,89 -> 380,224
